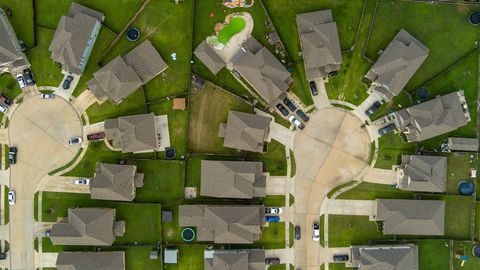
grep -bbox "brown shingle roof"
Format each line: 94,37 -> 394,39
90,163 -> 144,201
204,249 -> 265,270
349,245 -> 418,270
57,251 -> 125,270
194,40 -> 226,75
396,155 -> 447,192
447,137 -> 479,152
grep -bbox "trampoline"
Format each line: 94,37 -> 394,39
473,245 -> 480,257
469,12 -> 480,25
181,227 -> 195,242
165,147 -> 176,160
126,27 -> 140,42
416,87 -> 429,100
458,181 -> 474,196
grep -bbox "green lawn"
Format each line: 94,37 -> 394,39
3,186 -> 8,224
476,202 -> 480,241
115,203 -> 161,244
0,0 -> 34,47
163,244 -> 206,270
254,222 -> 286,249
446,153 -> 475,194
264,195 -> 285,207
134,160 -> 185,204
369,91 -> 412,121
452,241 -> 480,270
100,0 -> 193,101
290,150 -> 296,177
125,247 -> 163,270
0,74 -> 21,100
161,203 -> 183,244
336,182 -> 414,200
246,139 -> 287,176
418,240 -> 450,270
328,215 -> 392,247
374,132 -> 415,169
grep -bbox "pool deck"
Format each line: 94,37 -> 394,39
213,13 -> 254,64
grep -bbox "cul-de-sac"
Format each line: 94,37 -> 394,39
0,0 -> 480,270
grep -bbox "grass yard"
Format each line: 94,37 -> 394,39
161,203 -> 183,244
125,247 -> 163,270
328,215 -> 392,247
100,0 -> 193,101
446,153 -> 475,194
115,203 -> 161,244
264,195 -> 285,207
328,264 -> 348,270
365,0 -> 480,92
0,74 -> 21,100
86,89 -> 146,124
0,0 -> 34,47
163,244 -> 206,270
418,240 -> 450,270
336,182 -> 414,200
369,91 -> 412,121
188,82 -> 253,154
134,160 -> 185,204
374,132 -> 415,169
246,139 -> 287,176
476,202 -> 480,241
147,99 -> 188,156
452,241 -> 480,270
254,222 -> 286,249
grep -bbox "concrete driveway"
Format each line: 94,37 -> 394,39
361,167 -> 397,185
312,78 -> 330,109
36,175 -> 90,193
292,108 -> 371,270
327,199 -> 377,217
269,122 -> 294,149
265,248 -> 294,265
8,95 -> 82,270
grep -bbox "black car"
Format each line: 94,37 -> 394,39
8,147 -> 17,165
294,225 -> 301,240
23,69 -> 36,86
333,255 -> 349,262
265,258 -> 280,265
276,103 -> 289,116
309,81 -> 318,96
62,75 -> 74,90
296,109 -> 309,122
0,93 -> 12,106
0,252 -> 5,260
378,123 -> 396,136
283,97 -> 297,111
365,101 -> 382,116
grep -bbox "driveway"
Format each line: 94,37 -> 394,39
326,199 -> 377,217
361,167 -> 397,185
266,176 -> 288,195
265,248 -> 294,265
36,175 -> 90,193
8,95 -> 82,270
269,122 -> 294,149
292,108 -> 371,270
312,78 -> 330,109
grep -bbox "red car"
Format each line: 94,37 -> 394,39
87,132 -> 105,141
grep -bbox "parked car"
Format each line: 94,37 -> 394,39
43,230 -> 51,237
41,93 -> 55,99
0,252 -> 6,260
8,147 -> 17,165
309,81 -> 318,96
8,190 -> 15,205
283,97 -> 297,111
0,103 -> 7,113
62,75 -> 74,90
289,115 -> 305,130
0,93 -> 13,106
16,74 -> 26,88
87,132 -> 106,141
265,258 -> 280,265
295,225 -> 301,240
68,137 -> 83,145
333,255 -> 349,262
265,207 -> 283,214
296,109 -> 309,122
265,216 -> 280,223
365,101 -> 382,116
74,178 -> 90,185
312,222 -> 320,241
378,123 -> 396,136
276,103 -> 289,117
23,68 -> 36,86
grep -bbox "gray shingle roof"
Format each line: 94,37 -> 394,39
448,137 -> 479,152
296,10 -> 342,81
219,111 -> 271,153
200,160 -> 266,199
90,163 -> 144,201
104,113 -> 158,153
50,208 -> 124,246
49,3 -> 104,74
194,40 -> 226,75
89,40 -> 167,105
204,249 -> 265,270
366,29 -> 429,101
396,155 -> 446,192
375,199 -> 445,236
179,205 -> 263,244
394,91 -> 470,142
231,38 -> 292,105
0,9 -> 27,70
56,251 -> 125,270
349,245 -> 418,270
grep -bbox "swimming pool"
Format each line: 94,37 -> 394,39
218,17 -> 246,44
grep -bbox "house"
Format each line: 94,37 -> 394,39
296,10 -> 342,81
393,91 -> 470,142
88,40 -> 168,104
447,137 -> 479,152
49,3 -> 104,75
104,113 -> 159,153
0,8 -> 30,74
231,37 -> 293,106
194,40 -> 226,75
179,205 -> 264,243
90,163 -> 144,201
200,160 -> 266,199
50,208 -> 125,246
366,29 -> 429,101
348,245 -> 418,270
374,199 -> 445,236
204,249 -> 265,270
396,155 -> 447,192
56,251 -> 125,270
218,111 -> 271,153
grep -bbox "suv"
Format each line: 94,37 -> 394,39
8,147 -> 17,165
68,137 -> 83,145
74,178 -> 90,185
8,190 -> 15,205
365,101 -> 382,116
16,74 -> 26,88
0,103 -> 7,113
378,123 -> 396,136
296,109 -> 309,122
265,207 -> 283,214
333,255 -> 349,262
312,223 -> 320,241
62,75 -> 74,90
283,97 -> 297,111
289,115 -> 305,130
309,81 -> 318,96
0,93 -> 13,106
87,132 -> 106,141
23,69 -> 36,86
265,258 -> 280,265
276,103 -> 289,117
265,216 -> 280,223
295,225 -> 301,240
41,93 -> 55,99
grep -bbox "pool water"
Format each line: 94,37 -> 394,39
458,181 -> 474,196
218,17 -> 246,44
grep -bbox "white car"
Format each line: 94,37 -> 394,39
312,222 -> 320,241
265,207 -> 283,214
16,74 -> 26,88
74,178 -> 90,185
8,191 -> 15,205
41,93 -> 55,99
68,137 -> 83,145
288,115 -> 305,130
